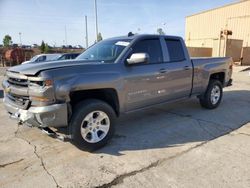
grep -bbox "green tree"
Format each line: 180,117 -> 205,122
44,43 -> 50,53
40,40 -> 45,53
3,35 -> 12,47
97,32 -> 103,42
157,28 -> 165,35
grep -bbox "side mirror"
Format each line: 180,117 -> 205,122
127,53 -> 149,65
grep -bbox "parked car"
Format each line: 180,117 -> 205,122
62,45 -> 73,49
74,45 -> 83,49
2,34 -> 233,150
31,44 -> 38,48
22,54 -> 61,64
55,53 -> 80,60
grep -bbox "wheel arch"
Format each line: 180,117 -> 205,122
69,88 -> 120,117
209,72 -> 225,85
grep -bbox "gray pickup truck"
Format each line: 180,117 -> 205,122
2,34 -> 233,150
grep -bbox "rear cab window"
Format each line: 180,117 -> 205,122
165,39 -> 185,62
131,38 -> 163,64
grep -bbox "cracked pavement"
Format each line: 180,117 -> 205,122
0,66 -> 250,188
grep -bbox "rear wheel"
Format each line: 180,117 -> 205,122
70,99 -> 116,150
199,79 -> 223,109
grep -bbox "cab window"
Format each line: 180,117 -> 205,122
132,39 -> 163,64
165,39 -> 185,62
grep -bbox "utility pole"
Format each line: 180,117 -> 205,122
64,25 -> 68,46
19,32 -> 22,46
85,15 -> 89,48
94,0 -> 98,42
218,30 -> 223,57
222,30 -> 232,57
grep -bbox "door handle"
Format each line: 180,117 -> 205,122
159,68 -> 167,73
183,66 -> 191,70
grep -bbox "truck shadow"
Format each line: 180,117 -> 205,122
94,90 -> 250,155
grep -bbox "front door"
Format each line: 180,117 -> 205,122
123,38 -> 168,111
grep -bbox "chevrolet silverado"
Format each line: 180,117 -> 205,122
2,34 -> 233,150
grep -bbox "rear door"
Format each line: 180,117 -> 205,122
160,37 -> 193,99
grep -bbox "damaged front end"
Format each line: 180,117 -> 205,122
2,71 -> 68,128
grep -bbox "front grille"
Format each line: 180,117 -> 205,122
7,93 -> 30,109
7,77 -> 28,87
6,72 -> 30,109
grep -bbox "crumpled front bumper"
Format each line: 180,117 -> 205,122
3,97 -> 68,128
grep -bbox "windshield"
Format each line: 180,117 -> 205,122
77,39 -> 131,63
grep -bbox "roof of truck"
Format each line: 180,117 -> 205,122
106,34 -> 183,41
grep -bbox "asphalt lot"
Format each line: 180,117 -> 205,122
0,66 -> 250,188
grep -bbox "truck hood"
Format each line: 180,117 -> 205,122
7,60 -> 102,75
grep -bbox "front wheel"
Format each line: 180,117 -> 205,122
70,99 -> 116,150
199,79 -> 223,109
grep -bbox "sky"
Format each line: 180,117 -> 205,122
0,0 -> 237,47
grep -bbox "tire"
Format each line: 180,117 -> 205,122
69,99 -> 116,151
199,79 -> 223,109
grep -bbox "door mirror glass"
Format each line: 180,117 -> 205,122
127,53 -> 149,65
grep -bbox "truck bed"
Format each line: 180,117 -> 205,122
191,57 -> 233,66
190,57 -> 233,95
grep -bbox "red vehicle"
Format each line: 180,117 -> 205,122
5,48 -> 25,66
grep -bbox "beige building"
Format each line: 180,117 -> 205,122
185,0 -> 250,64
